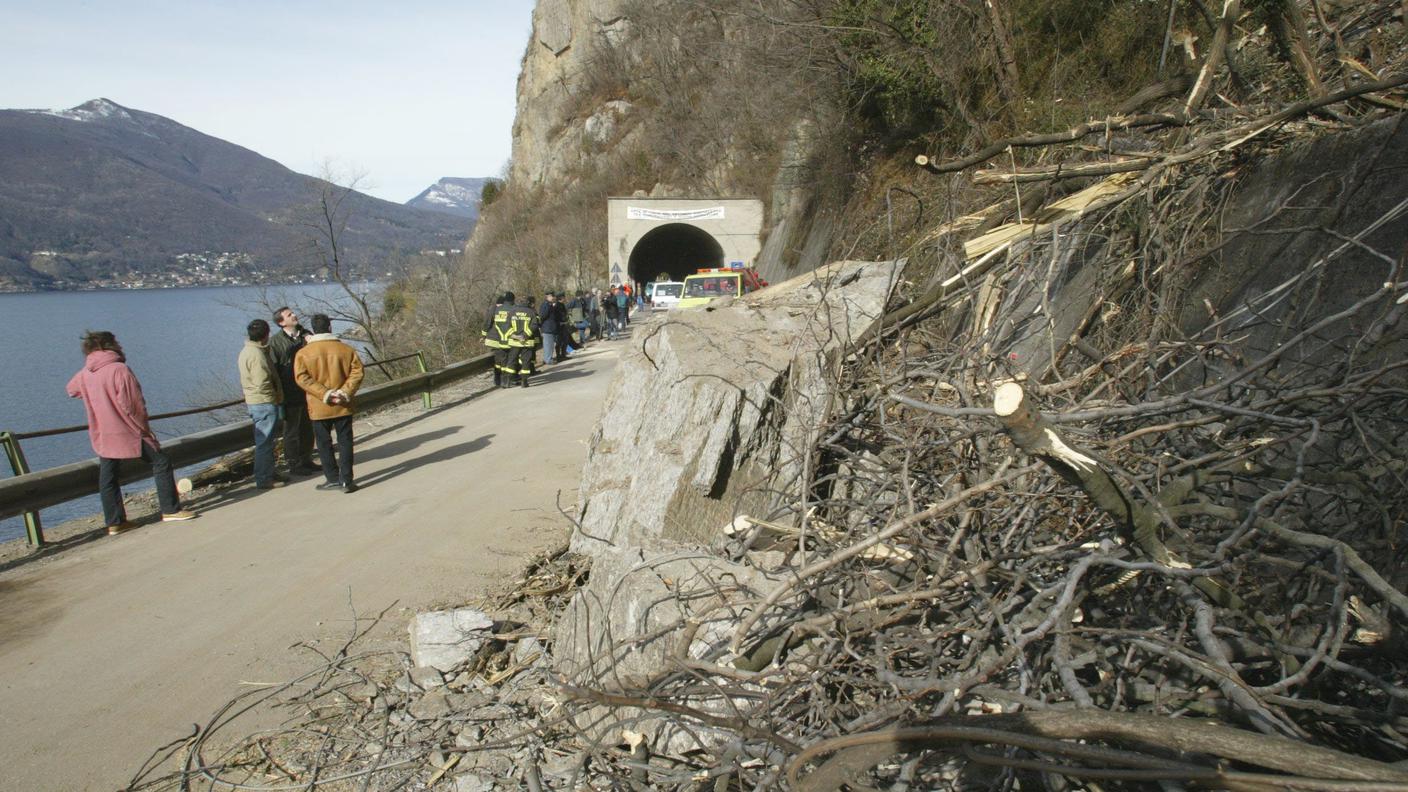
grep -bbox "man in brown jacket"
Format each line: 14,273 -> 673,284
294,314 -> 365,493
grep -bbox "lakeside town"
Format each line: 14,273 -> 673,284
0,248 -> 460,292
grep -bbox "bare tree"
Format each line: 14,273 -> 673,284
298,164 -> 387,356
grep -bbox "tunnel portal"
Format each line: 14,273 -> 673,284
627,223 -> 724,284
607,198 -> 763,290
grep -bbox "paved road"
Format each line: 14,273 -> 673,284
0,346 -> 617,791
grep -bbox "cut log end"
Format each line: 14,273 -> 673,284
993,382 -> 1026,417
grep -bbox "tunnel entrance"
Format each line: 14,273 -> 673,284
627,223 -> 724,284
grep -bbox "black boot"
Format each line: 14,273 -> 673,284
492,370 -> 501,387
520,375 -> 529,388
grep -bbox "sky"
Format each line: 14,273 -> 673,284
0,0 -> 535,202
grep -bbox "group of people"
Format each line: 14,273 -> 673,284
66,308 -> 366,536
482,285 -> 638,387
239,308 -> 364,495
66,285 -> 649,536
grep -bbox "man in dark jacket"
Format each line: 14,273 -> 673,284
604,289 -> 621,339
268,306 -> 316,475
538,292 -> 561,365
553,292 -> 571,361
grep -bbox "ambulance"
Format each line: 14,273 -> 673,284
675,266 -> 769,309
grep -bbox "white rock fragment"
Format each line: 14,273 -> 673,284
409,608 -> 494,671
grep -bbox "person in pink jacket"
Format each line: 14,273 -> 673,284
66,331 -> 196,535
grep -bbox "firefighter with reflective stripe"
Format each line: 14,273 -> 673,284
504,295 -> 540,387
483,291 -> 513,386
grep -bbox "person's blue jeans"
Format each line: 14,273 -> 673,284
98,441 -> 179,525
542,332 -> 557,364
249,402 -> 279,486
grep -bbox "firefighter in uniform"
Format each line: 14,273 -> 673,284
505,295 -> 540,387
483,291 -> 513,387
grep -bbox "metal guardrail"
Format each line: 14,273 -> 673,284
10,399 -> 246,441
0,352 -> 494,538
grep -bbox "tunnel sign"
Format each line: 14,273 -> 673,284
627,206 -> 725,221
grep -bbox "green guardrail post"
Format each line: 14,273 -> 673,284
416,351 -> 432,410
1,431 -> 46,547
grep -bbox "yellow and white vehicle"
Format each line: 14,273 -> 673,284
675,267 -> 768,309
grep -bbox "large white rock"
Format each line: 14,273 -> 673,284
409,608 -> 494,671
570,258 -> 903,556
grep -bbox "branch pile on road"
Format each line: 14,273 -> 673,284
125,546 -> 591,792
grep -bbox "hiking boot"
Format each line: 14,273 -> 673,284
315,481 -> 342,491
161,510 -> 197,522
106,521 -> 136,536
342,481 -> 359,494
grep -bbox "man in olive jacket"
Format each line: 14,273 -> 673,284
268,306 -> 316,475
294,314 -> 365,493
238,319 -> 286,490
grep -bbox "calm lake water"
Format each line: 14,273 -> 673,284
0,284 -> 376,543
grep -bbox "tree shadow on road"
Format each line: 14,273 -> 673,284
357,425 -> 461,464
357,383 -> 498,446
354,433 -> 495,490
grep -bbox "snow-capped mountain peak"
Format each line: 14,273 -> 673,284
31,98 -> 134,123
405,177 -> 492,220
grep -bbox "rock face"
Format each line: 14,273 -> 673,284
504,0 -> 831,281
511,0 -> 629,188
553,259 -> 901,694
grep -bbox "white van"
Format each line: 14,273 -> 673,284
650,281 -> 684,310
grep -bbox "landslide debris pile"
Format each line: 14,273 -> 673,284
133,4 -> 1408,791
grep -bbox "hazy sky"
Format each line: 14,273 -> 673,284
0,0 -> 534,202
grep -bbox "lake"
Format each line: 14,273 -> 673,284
0,284 -> 377,543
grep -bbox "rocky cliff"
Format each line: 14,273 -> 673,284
510,0 -> 629,190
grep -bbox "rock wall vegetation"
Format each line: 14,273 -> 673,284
155,3 -> 1408,790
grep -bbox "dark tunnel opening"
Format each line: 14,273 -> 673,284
627,223 -> 724,284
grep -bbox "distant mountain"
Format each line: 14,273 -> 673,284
405,177 -> 491,219
0,98 -> 473,291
